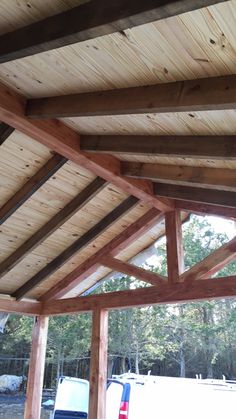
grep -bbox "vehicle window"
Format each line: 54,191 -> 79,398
106,382 -> 123,419
54,378 -> 89,414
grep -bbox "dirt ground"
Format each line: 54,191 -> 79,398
0,395 -> 51,418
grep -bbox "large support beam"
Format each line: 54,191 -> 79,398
154,183 -> 236,208
81,135 -> 236,160
0,154 -> 67,225
101,256 -> 167,286
0,0 -> 225,63
180,236 -> 236,282
0,122 -> 14,145
174,200 -> 236,220
0,81 -> 171,213
12,196 -> 139,300
24,316 -> 49,419
89,309 -> 108,419
28,74 -> 236,118
165,210 -> 184,283
42,276 -> 236,315
0,177 -> 107,277
0,298 -> 41,316
40,208 -> 163,301
123,162 -> 236,191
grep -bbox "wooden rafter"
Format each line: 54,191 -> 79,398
12,196 -> 139,300
0,177 -> 107,278
174,200 -> 236,220
0,153 -> 67,225
0,122 -> 14,145
165,210 -> 184,283
42,276 -> 236,315
28,74 -> 236,118
0,0 -> 225,63
154,183 -> 236,208
123,162 -> 236,191
180,236 -> 236,282
100,256 -> 167,286
0,81 -> 171,213
40,209 -> 163,301
81,135 -> 236,160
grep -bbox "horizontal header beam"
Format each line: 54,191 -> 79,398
81,135 -> 236,160
42,276 -> 236,315
0,298 -> 41,316
28,74 -> 236,118
0,0 -> 225,63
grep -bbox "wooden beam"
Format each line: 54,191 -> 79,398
81,135 -> 236,160
174,200 -> 236,220
0,0 -> 225,63
28,74 -> 236,118
0,81 -> 171,213
40,209 -> 163,301
0,298 -> 41,316
154,183 -> 236,208
0,177 -> 107,278
180,236 -> 236,282
0,122 -> 14,145
0,153 -> 67,225
24,316 -> 49,419
89,309 -> 108,419
101,256 -> 167,286
123,162 -> 236,191
42,276 -> 236,315
12,196 -> 139,300
165,210 -> 184,283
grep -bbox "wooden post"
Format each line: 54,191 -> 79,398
89,309 -> 108,419
165,210 -> 184,283
24,316 -> 49,419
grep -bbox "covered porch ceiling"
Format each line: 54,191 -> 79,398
0,0 -> 235,312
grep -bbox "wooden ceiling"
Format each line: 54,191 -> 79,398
0,0 -> 235,306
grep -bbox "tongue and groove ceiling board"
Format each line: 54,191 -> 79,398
0,0 -> 235,302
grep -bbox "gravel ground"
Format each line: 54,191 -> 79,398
0,395 -> 51,419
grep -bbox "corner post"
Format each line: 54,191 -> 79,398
24,315 -> 49,419
89,308 -> 108,419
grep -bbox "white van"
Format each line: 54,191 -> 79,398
52,374 -> 236,419
106,373 -> 236,419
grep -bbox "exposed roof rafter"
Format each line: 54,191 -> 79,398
0,177 -> 107,278
0,153 -> 67,225
12,195 -> 139,300
27,74 -> 236,118
0,0 -> 226,63
81,135 -> 236,160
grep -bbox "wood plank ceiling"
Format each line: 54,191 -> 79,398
0,0 -> 235,303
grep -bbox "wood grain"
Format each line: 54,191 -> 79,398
0,0 -> 225,62
23,316 -> 48,419
12,196 -> 139,299
101,255 -> 167,286
165,210 -> 184,283
40,208 -> 163,301
81,135 -> 236,160
0,122 -> 14,145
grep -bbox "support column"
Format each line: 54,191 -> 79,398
24,315 -> 49,419
89,308 -> 108,419
165,210 -> 184,282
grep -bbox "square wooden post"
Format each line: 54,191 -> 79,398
89,308 -> 108,419
24,315 -> 49,419
165,210 -> 184,282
